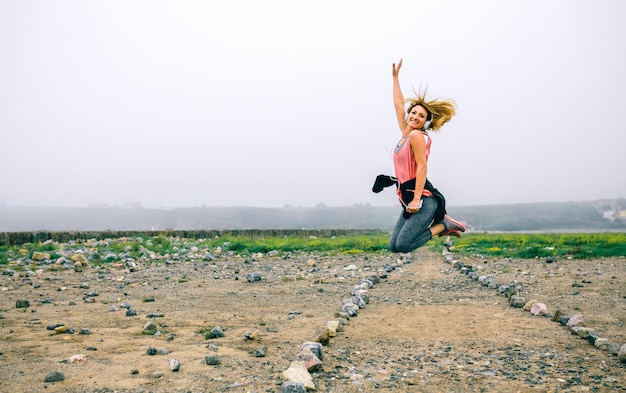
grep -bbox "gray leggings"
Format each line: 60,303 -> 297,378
389,196 -> 437,253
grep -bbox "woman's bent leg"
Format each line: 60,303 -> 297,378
391,197 -> 437,253
389,212 -> 406,253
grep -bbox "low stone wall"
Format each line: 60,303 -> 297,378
0,229 -> 386,246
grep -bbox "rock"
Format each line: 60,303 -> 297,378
281,381 -> 307,393
325,320 -> 341,336
478,275 -> 498,289
608,342 -> 623,356
296,346 -> 322,371
32,252 -> 51,261
523,299 -> 538,311
44,371 -> 65,382
585,331 -> 600,345
207,326 -> 224,339
245,272 -> 262,282
618,344 -> 626,363
143,321 -> 157,334
253,346 -> 267,357
311,327 -> 332,345
16,299 -> 30,308
557,315 -> 571,326
67,354 -> 86,363
367,275 -> 381,284
205,355 -> 221,365
54,325 -> 71,334
146,347 -> 168,355
353,295 -> 367,309
244,330 -> 260,341
300,341 -> 323,360
594,337 -> 610,350
501,285 -> 519,298
509,295 -> 526,308
341,299 -> 359,317
359,278 -> 374,289
566,314 -> 584,327
169,358 -> 180,371
83,291 -> 99,299
334,311 -> 350,320
530,302 -> 548,316
71,254 -> 88,264
282,361 -> 315,391
571,326 -> 595,340
287,310 -> 302,319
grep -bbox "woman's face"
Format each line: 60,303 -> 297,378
407,105 -> 428,130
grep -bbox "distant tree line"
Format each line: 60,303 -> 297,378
1,199 -> 625,233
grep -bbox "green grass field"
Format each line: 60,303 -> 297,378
428,232 -> 626,259
1,232 -> 625,266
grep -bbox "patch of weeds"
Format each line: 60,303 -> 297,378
195,327 -> 211,335
195,327 -> 223,340
0,246 -> 12,265
104,254 -> 119,263
142,327 -> 168,336
31,242 -> 59,253
146,236 -> 175,255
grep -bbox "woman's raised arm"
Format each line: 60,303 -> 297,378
392,59 -> 406,133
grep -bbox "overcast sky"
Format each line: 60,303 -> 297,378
1,0 -> 625,209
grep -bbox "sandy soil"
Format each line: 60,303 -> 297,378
0,242 -> 624,392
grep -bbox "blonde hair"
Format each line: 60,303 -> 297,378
405,88 -> 457,132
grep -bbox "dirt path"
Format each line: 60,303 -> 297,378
319,251 -> 626,392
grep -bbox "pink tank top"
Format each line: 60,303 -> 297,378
393,131 -> 432,199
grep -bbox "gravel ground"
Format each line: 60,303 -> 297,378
0,239 -> 624,392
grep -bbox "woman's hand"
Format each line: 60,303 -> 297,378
392,59 -> 403,77
393,59 -> 406,131
406,199 -> 422,214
